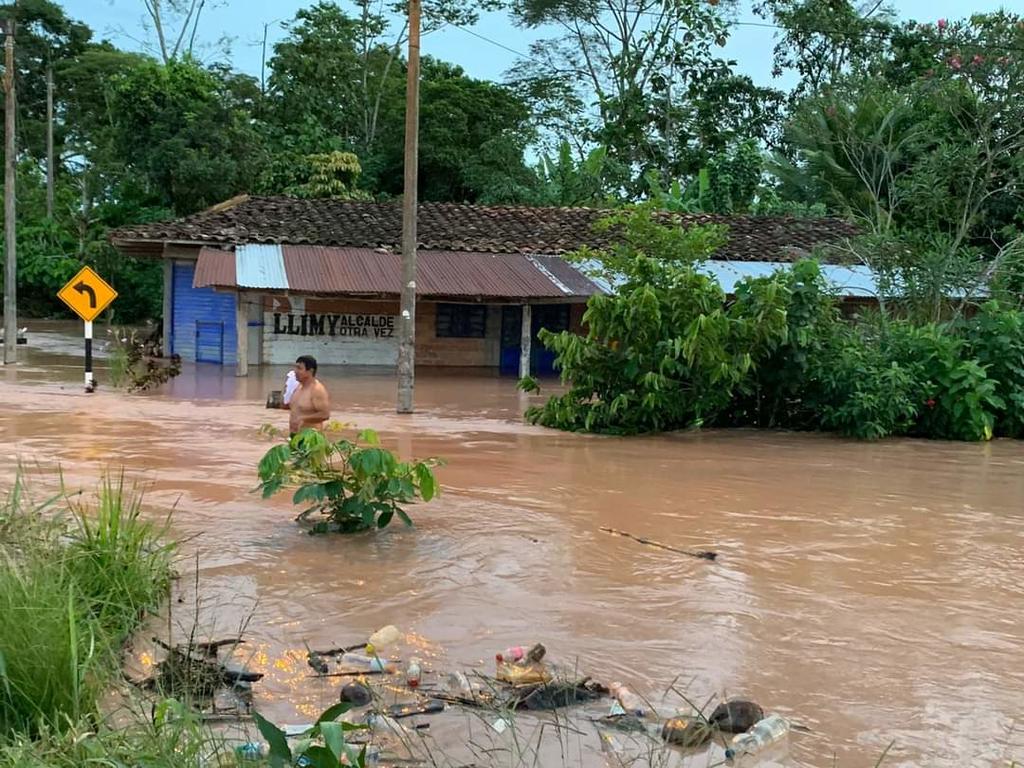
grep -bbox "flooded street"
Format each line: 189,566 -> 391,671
2,325 -> 1023,767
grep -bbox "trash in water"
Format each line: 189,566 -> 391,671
608,681 -> 648,718
709,699 -> 765,734
367,625 -> 403,650
340,652 -> 393,673
340,681 -> 373,706
725,714 -> 791,762
491,717 -> 511,734
515,678 -> 607,711
662,716 -> 715,748
405,657 -> 423,688
387,699 -> 445,719
496,660 -> 552,686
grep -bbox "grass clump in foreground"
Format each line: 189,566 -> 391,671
0,473 -> 174,742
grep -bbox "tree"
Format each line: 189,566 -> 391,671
369,59 -> 536,201
753,0 -> 897,102
519,142 -> 628,207
266,1 -> 505,160
137,0 -> 220,65
774,14 -> 1024,320
266,6 -> 537,203
509,0 -> 770,190
0,0 -> 92,162
107,57 -> 265,215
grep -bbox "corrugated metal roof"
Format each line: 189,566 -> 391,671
193,248 -> 235,289
193,245 -> 602,299
236,244 -> 288,289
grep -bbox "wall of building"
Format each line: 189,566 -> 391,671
260,297 -> 503,368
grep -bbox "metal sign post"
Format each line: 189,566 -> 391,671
56,266 -> 117,392
84,320 -> 94,391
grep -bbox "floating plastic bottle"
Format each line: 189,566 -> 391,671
340,652 -> 390,672
447,671 -> 473,695
406,658 -> 422,688
367,625 -> 402,650
608,682 -> 647,718
367,713 -> 406,735
725,714 -> 791,761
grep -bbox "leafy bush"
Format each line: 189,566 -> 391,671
257,429 -> 442,534
964,302 -> 1024,438
526,207 -> 1024,442
524,206 -> 790,434
808,326 -> 920,440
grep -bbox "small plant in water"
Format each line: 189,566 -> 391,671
256,428 -> 441,534
253,702 -> 368,768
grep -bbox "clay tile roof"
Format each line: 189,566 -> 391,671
110,196 -> 858,263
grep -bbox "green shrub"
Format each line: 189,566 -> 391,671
884,323 -> 1003,441
257,429 -> 442,534
525,206 -> 790,434
809,329 -> 920,440
964,302 -> 1024,438
527,207 -> 1024,442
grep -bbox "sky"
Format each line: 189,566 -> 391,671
63,0 -> 1024,91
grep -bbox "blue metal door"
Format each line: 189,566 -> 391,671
171,262 -> 237,365
499,304 -> 571,376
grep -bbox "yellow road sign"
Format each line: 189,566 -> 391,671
57,266 -> 118,322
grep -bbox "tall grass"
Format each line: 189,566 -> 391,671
0,473 -> 174,741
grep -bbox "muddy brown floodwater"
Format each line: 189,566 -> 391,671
1,324 -> 1023,767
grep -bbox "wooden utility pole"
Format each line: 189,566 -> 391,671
396,0 -> 420,414
46,64 -> 53,218
3,19 -> 16,366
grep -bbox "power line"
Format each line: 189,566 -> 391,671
433,18 -> 531,59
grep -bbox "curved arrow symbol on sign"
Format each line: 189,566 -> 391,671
74,281 -> 97,308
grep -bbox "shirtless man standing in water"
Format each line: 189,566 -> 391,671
289,355 -> 331,436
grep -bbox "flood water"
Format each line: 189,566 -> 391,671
2,323 -> 1023,767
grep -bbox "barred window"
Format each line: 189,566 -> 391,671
436,303 -> 487,338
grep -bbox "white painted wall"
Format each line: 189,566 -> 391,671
262,310 -> 399,366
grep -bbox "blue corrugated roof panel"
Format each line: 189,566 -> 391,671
236,244 -> 288,290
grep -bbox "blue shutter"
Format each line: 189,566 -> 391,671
171,262 -> 237,365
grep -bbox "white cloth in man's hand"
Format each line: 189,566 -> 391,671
283,370 -> 299,405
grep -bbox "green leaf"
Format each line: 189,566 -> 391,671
415,464 -> 437,501
320,721 -> 345,760
301,745 -> 343,768
396,508 -> 413,527
317,701 -> 352,724
358,428 -> 380,445
293,483 -> 327,505
253,712 -> 292,767
377,510 -> 394,528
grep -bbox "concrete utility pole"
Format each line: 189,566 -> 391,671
46,64 -> 53,218
3,19 -> 16,365
397,0 -> 420,414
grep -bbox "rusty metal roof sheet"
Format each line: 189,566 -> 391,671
193,245 -> 602,299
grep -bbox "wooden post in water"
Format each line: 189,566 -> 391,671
519,304 -> 532,380
3,19 -> 16,366
397,0 -> 420,413
235,291 -> 248,377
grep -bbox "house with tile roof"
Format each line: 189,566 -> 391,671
110,195 -> 865,377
